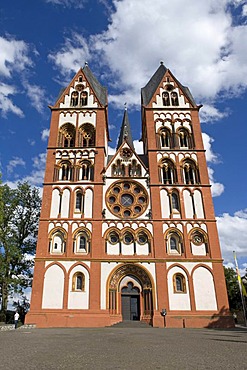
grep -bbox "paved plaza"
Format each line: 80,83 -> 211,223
0,326 -> 246,370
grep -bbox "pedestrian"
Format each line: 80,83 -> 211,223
233,312 -> 237,324
14,311 -> 19,329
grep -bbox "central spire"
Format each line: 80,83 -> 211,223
116,106 -> 134,150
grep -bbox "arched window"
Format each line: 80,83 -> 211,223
72,272 -> 85,291
59,161 -> 73,181
80,91 -> 88,106
123,231 -> 134,244
78,123 -> 95,147
129,160 -> 141,177
162,92 -> 170,106
171,191 -> 180,212
137,231 -> 148,245
183,160 -> 200,185
75,191 -> 83,212
112,159 -> 125,177
74,230 -> 90,253
178,128 -> 192,148
173,274 -> 186,293
161,160 -> 177,185
58,123 -> 76,148
167,232 -> 183,254
50,230 -> 66,253
160,128 -> 171,148
171,92 -> 179,106
79,160 -> 93,181
108,231 -> 120,244
70,91 -> 79,107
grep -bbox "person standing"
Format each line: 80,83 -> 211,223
14,311 -> 19,329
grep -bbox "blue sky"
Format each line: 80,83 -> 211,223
0,0 -> 247,273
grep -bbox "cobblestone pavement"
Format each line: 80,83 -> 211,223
0,327 -> 246,370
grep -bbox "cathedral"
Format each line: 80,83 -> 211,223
26,62 -> 233,328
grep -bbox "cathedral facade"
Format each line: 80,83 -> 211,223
26,63 -> 233,328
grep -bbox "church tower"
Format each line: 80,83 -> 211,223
26,63 -> 233,328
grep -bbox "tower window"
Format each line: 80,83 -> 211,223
78,123 -> 95,147
75,191 -> 83,212
183,160 -> 200,185
162,92 -> 170,106
58,123 -> 76,148
161,160 -> 177,185
171,192 -> 180,212
74,230 -> 90,253
167,232 -> 182,254
171,92 -> 179,106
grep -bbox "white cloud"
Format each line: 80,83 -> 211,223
45,0 -> 87,8
199,104 -> 229,123
202,132 -> 224,197
49,0 -> 247,111
41,128 -> 50,141
7,157 -> 26,175
23,82 -> 46,113
0,83 -> 24,117
6,152 -> 47,192
48,34 -> 91,77
0,36 -> 32,78
202,133 -> 219,163
208,167 -> 225,197
217,209 -> 247,265
133,139 -> 143,154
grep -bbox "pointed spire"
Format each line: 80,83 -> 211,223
116,106 -> 134,150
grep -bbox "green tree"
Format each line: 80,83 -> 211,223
0,182 -> 41,322
224,266 -> 242,311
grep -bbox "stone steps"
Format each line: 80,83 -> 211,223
110,320 -> 152,328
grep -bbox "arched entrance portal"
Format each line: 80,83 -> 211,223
108,264 -> 154,324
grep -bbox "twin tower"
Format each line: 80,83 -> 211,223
26,63 -> 233,328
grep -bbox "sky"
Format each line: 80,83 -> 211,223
0,0 -> 247,274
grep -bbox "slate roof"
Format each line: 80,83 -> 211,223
116,108 -> 134,150
141,63 -> 168,106
83,64 -> 108,106
141,62 -> 196,106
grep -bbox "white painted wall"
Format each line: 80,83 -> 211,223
193,190 -> 204,218
42,264 -> 64,309
60,188 -> 70,218
84,188 -> 93,218
50,189 -> 60,218
167,266 -> 191,311
160,189 -> 170,218
193,267 -> 217,310
183,189 -> 193,218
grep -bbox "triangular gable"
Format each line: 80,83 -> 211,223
105,141 -> 148,176
51,64 -> 107,109
141,63 -> 197,108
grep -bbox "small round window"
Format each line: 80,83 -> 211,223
123,232 -> 134,244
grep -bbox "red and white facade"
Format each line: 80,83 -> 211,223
26,63 -> 233,328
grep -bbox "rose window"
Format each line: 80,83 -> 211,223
105,181 -> 148,219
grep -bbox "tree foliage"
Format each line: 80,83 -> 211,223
224,266 -> 242,311
0,182 -> 41,322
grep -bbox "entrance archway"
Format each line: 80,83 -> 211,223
121,281 -> 140,321
108,264 -> 154,324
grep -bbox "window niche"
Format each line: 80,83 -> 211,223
166,231 -> 183,255
72,272 -> 85,291
182,160 -> 200,185
173,273 -> 186,293
49,230 -> 66,254
73,230 -> 90,254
